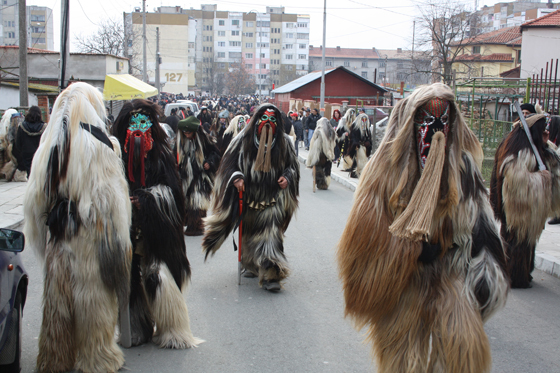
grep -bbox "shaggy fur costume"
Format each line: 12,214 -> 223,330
490,114 -> 560,288
345,113 -> 373,178
306,117 -> 336,190
203,103 -> 300,288
335,109 -> 356,171
221,115 -> 247,155
23,82 -> 132,373
337,83 -> 508,373
0,111 -> 28,182
113,99 -> 203,349
176,125 -> 221,235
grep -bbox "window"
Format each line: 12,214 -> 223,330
297,22 -> 307,28
218,63 -> 226,69
232,20 -> 240,26
379,72 -> 386,80
472,46 -> 481,54
219,20 -> 225,26
286,33 -> 294,39
361,71 -> 368,78
246,21 -> 254,27
256,21 -> 270,27
325,60 -> 333,66
246,53 -> 254,59
257,43 -> 269,48
229,41 -> 241,47
7,32 -> 15,38
203,46 -> 213,52
218,31 -> 225,37
286,23 -> 294,28
285,54 -> 293,60
217,52 -> 226,58
397,62 -> 404,69
298,54 -> 307,59
273,49 -> 280,55
258,32 -> 269,37
299,44 -> 306,49
297,33 -> 309,39
203,36 -> 213,41
271,38 -> 280,44
260,74 -> 268,79
287,65 -> 293,71
379,61 -> 386,68
246,64 -> 253,69
218,41 -> 225,47
272,28 -> 280,34
189,42 -> 195,48
397,73 -> 407,80
30,15 -> 45,22
244,32 -> 254,37
204,25 -> 213,31
272,70 -> 279,75
362,61 -> 368,68
285,44 -> 293,49
299,65 -> 307,70
229,52 -> 242,59
246,43 -> 253,48
31,26 -> 45,33
32,37 -> 46,44
231,30 -> 240,36
344,61 -> 350,67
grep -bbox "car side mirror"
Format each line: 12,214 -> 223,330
0,229 -> 25,252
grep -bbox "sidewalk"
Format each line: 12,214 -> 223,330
297,146 -> 560,279
2,155 -> 560,279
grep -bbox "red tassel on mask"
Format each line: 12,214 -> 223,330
124,128 -> 154,186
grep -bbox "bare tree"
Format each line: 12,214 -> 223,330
225,59 -> 256,96
416,0 -> 480,84
75,18 -> 126,56
279,65 -> 298,87
201,57 -> 227,96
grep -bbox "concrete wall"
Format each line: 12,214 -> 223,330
521,28 -> 560,79
0,86 -> 39,110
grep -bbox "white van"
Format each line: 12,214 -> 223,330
164,101 -> 199,117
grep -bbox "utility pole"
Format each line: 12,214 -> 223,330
18,0 -> 28,106
142,0 -> 147,83
59,0 -> 70,91
259,15 -> 262,98
155,27 -> 160,93
320,0 -> 326,112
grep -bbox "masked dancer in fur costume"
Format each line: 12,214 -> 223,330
490,113 -> 560,288
213,110 -> 230,154
0,110 -> 28,182
344,112 -> 373,178
23,82 -> 132,373
113,99 -> 203,349
176,116 -> 221,236
338,83 -> 508,373
221,114 -> 247,153
335,109 -> 355,171
306,117 -> 336,190
203,104 -> 300,292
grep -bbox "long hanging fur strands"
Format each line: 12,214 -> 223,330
389,131 -> 447,241
254,126 -> 273,172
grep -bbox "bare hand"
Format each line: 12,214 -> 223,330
233,178 -> 245,192
204,162 -> 210,170
278,176 -> 288,189
543,130 -> 550,143
130,196 -> 140,209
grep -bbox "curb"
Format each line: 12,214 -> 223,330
298,154 -> 560,280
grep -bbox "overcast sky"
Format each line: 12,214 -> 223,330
27,0 -> 521,52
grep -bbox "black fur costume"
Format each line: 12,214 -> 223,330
306,117 -> 336,190
203,104 -> 300,290
113,99 -> 202,348
176,124 -> 221,235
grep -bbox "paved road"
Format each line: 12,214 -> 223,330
17,165 -> 560,372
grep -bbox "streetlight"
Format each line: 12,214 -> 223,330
248,10 -> 262,99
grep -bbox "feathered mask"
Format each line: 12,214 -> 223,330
254,108 -> 277,173
124,112 -> 154,186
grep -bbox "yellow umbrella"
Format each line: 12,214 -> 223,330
103,74 -> 158,101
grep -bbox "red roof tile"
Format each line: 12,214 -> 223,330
500,66 -> 520,78
0,45 -> 58,53
522,9 -> 560,27
453,26 -> 522,46
453,53 -> 514,62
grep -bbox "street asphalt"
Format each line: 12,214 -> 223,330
8,161 -> 560,372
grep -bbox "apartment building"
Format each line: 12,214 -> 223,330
0,1 -> 54,50
125,5 -> 310,95
308,46 -> 430,89
476,0 -> 560,33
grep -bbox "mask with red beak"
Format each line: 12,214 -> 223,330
254,108 -> 277,172
124,112 -> 154,186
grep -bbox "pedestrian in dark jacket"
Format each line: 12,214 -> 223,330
15,106 -> 46,176
306,109 -> 321,150
291,113 -> 303,156
164,108 -> 180,132
197,107 -> 212,125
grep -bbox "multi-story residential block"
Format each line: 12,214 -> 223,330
475,1 -> 560,33
308,46 -> 430,90
0,1 -> 54,50
124,5 -> 309,95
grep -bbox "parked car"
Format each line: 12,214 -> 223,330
0,228 -> 27,373
361,107 -> 388,125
